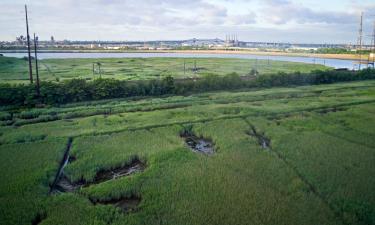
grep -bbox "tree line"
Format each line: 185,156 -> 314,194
0,69 -> 374,106
314,48 -> 372,55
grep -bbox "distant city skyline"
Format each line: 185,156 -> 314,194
0,0 -> 374,44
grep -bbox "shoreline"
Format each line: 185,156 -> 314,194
161,50 -> 364,61
0,49 -> 367,61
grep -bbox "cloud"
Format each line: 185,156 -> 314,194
27,0 -> 231,27
261,0 -> 358,25
229,12 -> 257,25
0,0 -> 373,43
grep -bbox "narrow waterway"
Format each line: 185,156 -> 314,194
0,52 -> 361,69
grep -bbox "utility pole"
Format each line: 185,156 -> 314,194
372,20 -> 375,68
33,33 -> 40,96
358,12 -> 364,49
25,5 -> 33,83
183,59 -> 186,75
194,60 -> 197,74
97,62 -> 102,78
358,12 -> 364,70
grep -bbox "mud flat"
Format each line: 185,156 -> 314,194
51,157 -> 146,193
51,176 -> 83,193
181,130 -> 215,155
92,158 -> 146,185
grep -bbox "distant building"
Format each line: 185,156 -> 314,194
104,46 -> 120,50
16,35 -> 27,46
50,36 -> 55,43
225,35 -> 239,47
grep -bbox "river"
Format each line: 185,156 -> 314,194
0,52 -> 360,69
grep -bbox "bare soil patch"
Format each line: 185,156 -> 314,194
180,127 -> 215,155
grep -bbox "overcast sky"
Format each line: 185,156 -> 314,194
0,0 -> 374,44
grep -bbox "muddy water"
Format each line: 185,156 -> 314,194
1,52 -> 357,69
92,196 -> 141,213
317,107 -> 347,114
182,134 -> 214,155
31,213 -> 46,225
51,158 -> 145,193
49,138 -> 145,215
93,159 -> 145,184
52,176 -> 83,193
247,126 -> 271,149
50,138 -> 74,194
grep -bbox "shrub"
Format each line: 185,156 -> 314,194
0,69 -> 374,107
0,112 -> 12,121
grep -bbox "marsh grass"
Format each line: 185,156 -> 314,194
0,80 -> 374,225
0,57 -> 329,83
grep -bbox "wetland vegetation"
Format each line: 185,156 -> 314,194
0,56 -> 328,83
0,55 -> 374,225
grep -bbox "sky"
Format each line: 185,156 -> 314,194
0,0 -> 374,44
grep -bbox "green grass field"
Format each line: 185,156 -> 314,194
0,80 -> 374,225
0,56 -> 329,83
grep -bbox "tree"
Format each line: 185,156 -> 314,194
162,75 -> 175,94
249,68 -> 259,76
